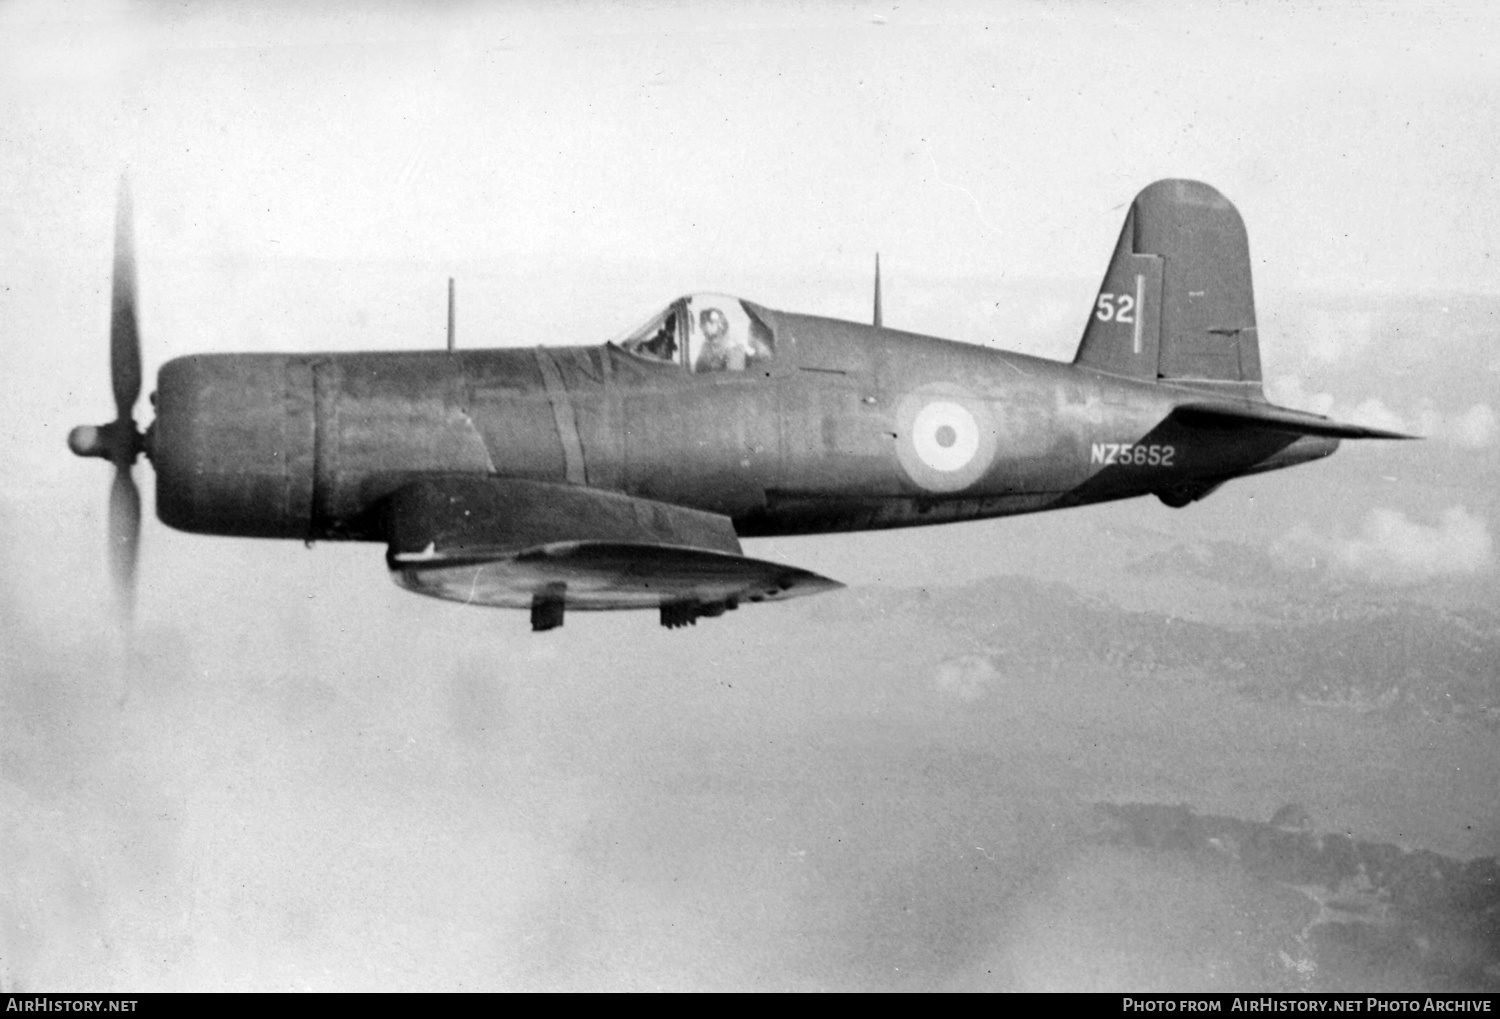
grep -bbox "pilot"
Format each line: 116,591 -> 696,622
696,307 -> 742,372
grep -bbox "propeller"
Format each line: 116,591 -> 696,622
68,177 -> 148,621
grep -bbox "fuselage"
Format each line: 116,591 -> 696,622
147,302 -> 1335,543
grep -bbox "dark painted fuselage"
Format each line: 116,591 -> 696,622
148,303 -> 1334,544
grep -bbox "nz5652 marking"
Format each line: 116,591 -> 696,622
1092,443 -> 1176,467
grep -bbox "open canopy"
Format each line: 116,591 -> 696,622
616,293 -> 776,373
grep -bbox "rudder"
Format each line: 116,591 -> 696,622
1074,180 -> 1262,392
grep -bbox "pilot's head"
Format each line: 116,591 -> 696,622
700,307 -> 728,341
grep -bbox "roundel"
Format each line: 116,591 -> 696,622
894,385 -> 998,492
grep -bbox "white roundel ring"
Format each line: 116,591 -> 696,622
894,386 -> 998,493
911,401 -> 979,472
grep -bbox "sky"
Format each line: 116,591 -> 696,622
2,0 -> 1498,991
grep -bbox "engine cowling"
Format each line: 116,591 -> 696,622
151,354 -> 316,538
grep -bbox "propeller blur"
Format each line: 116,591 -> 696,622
69,178 -> 147,623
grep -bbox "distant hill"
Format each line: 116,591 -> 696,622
1097,801 -> 1500,992
811,568 -> 1500,726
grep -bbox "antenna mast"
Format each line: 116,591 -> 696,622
446,277 -> 456,352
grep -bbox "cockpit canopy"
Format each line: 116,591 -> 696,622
617,294 -> 776,373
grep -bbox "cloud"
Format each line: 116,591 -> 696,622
1416,403 -> 1497,449
1265,377 -> 1495,448
1305,309 -> 1376,364
932,654 -> 999,701
1343,397 -> 1411,434
1264,376 -> 1336,417
1272,507 -> 1494,583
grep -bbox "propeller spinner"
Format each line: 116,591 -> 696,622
68,178 -> 149,619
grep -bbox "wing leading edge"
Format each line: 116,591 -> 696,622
385,476 -> 842,629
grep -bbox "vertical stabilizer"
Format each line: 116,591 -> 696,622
1074,180 -> 1262,392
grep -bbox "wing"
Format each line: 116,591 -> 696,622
1169,402 -> 1418,440
384,477 -> 842,629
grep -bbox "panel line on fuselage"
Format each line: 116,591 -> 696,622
533,347 -> 587,486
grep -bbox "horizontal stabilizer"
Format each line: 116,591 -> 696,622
1170,402 -> 1418,440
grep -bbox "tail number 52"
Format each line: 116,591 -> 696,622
1095,293 -> 1136,323
1092,443 -> 1175,467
